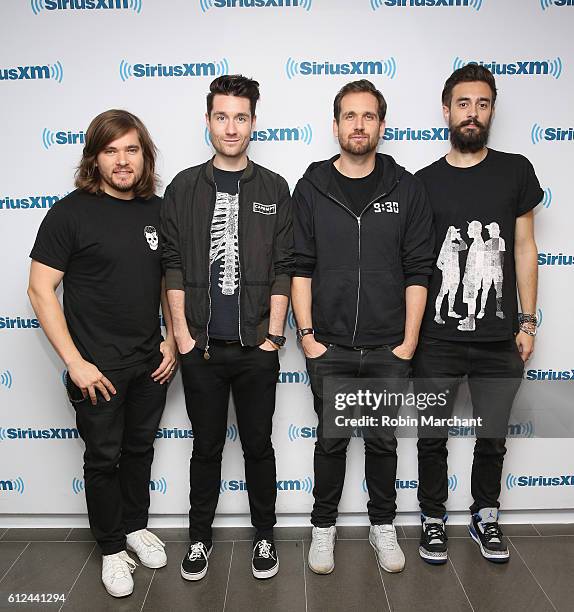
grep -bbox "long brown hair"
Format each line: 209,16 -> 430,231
75,109 -> 158,199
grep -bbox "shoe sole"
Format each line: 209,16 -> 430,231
180,546 -> 212,581
252,559 -> 279,579
419,546 -> 448,565
308,561 -> 334,575
468,525 -> 510,563
369,536 -> 405,573
126,543 -> 167,569
103,585 -> 134,598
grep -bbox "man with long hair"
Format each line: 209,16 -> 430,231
28,109 -> 176,598
161,75 -> 293,581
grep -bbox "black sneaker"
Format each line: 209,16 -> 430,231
419,516 -> 448,564
252,539 -> 279,579
469,508 -> 509,563
181,541 -> 212,581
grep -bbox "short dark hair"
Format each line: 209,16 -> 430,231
333,80 -> 387,123
206,74 -> 260,117
442,64 -> 497,107
75,109 -> 158,199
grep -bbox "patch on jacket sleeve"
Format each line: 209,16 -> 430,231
253,202 -> 277,215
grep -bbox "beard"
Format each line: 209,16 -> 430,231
101,170 -> 139,193
211,134 -> 250,159
449,118 -> 491,153
339,131 -> 379,156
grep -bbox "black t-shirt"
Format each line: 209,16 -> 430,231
208,168 -> 244,340
416,149 -> 543,341
333,157 -> 382,216
30,189 -> 163,369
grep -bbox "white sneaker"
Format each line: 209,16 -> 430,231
369,525 -> 405,573
101,551 -> 137,598
308,526 -> 336,574
126,529 -> 167,569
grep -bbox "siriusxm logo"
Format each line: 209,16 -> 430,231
538,252 -> 573,266
506,473 -> 574,489
371,0 -> 482,9
1,195 -> 61,211
31,0 -> 142,13
540,0 -> 574,9
155,425 -> 238,441
0,316 -> 40,330
449,421 -> 534,438
288,424 -> 363,441
537,307 -> 543,328
0,477 -> 25,494
383,127 -> 448,141
453,57 -> 563,79
119,58 -> 229,81
199,0 -> 311,11
220,476 -> 314,493
525,368 -> 574,380
540,187 -> 552,209
0,427 -> 79,441
72,477 -> 167,494
204,125 -> 312,147
42,129 -> 85,149
278,370 -> 310,385
531,124 -> 574,144
0,371 -> 13,390
0,61 -> 63,83
285,57 -> 397,80
362,475 -> 459,492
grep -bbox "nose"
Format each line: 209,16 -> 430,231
116,150 -> 129,165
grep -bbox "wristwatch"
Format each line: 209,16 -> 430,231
296,328 -> 314,341
266,333 -> 286,348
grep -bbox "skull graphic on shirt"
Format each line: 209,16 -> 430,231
144,226 -> 158,251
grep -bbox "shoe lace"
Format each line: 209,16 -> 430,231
425,523 -> 445,543
187,542 -> 207,561
109,552 -> 137,579
138,530 -> 165,552
482,521 -> 503,543
374,525 -> 398,551
314,529 -> 334,552
255,540 -> 275,560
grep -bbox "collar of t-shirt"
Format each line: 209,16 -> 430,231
213,167 -> 244,196
332,156 -> 382,217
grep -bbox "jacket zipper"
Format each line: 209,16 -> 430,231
237,181 -> 244,346
204,181 -> 217,360
327,181 -> 399,344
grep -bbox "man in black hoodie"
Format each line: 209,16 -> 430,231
291,80 -> 434,575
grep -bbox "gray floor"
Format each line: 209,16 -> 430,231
0,524 -> 573,611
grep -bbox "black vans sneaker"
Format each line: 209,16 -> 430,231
419,516 -> 448,564
181,541 -> 212,581
252,539 -> 279,579
469,508 -> 509,563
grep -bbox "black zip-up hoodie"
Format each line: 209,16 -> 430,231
293,153 -> 434,347
161,158 -> 294,351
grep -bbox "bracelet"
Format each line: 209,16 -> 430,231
518,313 -> 538,325
519,324 -> 537,337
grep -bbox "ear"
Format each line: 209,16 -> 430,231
332,118 -> 339,139
205,112 -> 210,129
251,114 -> 256,131
442,104 -> 450,125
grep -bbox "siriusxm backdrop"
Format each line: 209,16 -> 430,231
1,0 -> 573,523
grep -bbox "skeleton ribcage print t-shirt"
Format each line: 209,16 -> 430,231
208,168 -> 244,340
416,150 -> 542,341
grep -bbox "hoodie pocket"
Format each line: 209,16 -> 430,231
312,268 -> 357,336
360,269 -> 405,336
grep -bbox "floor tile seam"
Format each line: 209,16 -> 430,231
139,568 -> 157,612
58,542 -> 96,612
508,537 -> 558,612
222,540 -> 234,612
0,541 -> 30,586
446,556 -> 475,612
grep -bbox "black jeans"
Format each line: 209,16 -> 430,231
69,352 -> 167,555
180,342 -> 279,542
413,336 -> 525,518
306,344 -> 412,527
